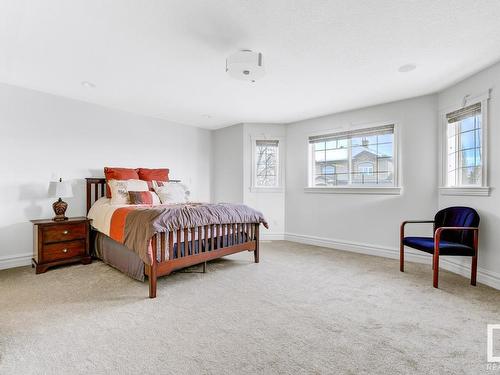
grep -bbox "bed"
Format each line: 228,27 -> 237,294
86,178 -> 266,298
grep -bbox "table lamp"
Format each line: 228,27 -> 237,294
51,178 -> 73,221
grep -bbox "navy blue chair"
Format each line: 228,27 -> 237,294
400,207 -> 479,288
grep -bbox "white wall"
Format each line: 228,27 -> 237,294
211,124 -> 244,204
0,83 -> 211,269
437,61 -> 500,283
211,123 -> 286,240
243,123 -> 286,240
285,95 -> 439,253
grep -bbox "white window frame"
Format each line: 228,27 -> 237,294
439,90 -> 490,196
304,122 -> 401,195
251,136 -> 284,193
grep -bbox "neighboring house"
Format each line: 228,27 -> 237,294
315,147 -> 393,186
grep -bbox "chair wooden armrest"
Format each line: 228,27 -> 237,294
400,220 -> 434,239
434,226 -> 479,236
434,227 -> 479,252
399,220 -> 434,273
401,220 -> 434,227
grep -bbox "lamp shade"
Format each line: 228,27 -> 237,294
51,180 -> 73,198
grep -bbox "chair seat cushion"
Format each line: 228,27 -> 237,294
403,237 -> 475,256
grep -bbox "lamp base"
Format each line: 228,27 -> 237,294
52,198 -> 68,221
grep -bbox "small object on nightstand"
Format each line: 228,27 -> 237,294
50,178 -> 73,221
31,217 -> 91,274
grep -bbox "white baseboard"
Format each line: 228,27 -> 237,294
438,257 -> 500,290
0,253 -> 32,270
261,233 -> 285,241
284,232 -> 500,290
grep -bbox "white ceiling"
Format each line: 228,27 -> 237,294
1,1 -> 500,129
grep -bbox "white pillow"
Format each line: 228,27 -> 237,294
108,179 -> 150,205
153,181 -> 190,204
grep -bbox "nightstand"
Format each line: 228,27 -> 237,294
31,217 -> 92,274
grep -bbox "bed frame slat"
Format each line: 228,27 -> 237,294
160,232 -> 166,262
168,231 -> 174,260
198,227 -> 202,253
204,225 -> 209,252
210,225 -> 215,251
188,227 -> 194,255
184,228 -> 189,257
177,229 -> 182,258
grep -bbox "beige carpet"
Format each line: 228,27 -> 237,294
1,241 -> 499,375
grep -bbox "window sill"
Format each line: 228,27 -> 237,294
250,187 -> 284,193
304,186 -> 402,195
439,186 -> 490,196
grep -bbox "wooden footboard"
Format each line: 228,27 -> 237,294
145,223 -> 260,298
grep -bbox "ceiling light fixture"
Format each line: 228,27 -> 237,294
398,64 -> 417,73
81,81 -> 96,88
226,50 -> 265,82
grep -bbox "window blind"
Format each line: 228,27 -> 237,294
446,103 -> 481,124
308,124 -> 394,143
256,140 -> 279,147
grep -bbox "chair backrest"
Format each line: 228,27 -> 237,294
434,206 -> 480,247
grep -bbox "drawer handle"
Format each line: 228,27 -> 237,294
62,248 -> 68,253
63,230 -> 69,235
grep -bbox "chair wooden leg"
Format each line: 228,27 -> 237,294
433,252 -> 439,288
471,255 -> 477,286
399,234 -> 404,272
471,230 -> 478,286
432,254 -> 434,270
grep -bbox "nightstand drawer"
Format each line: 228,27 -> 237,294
42,240 -> 86,262
42,223 -> 86,243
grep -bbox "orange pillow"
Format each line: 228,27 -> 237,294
104,167 -> 139,198
137,168 -> 169,190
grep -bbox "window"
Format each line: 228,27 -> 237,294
358,162 -> 374,176
308,124 -> 397,189
440,92 -> 490,196
253,140 -> 280,188
445,103 -> 482,186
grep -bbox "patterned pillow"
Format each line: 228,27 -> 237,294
108,179 -> 149,205
128,191 -> 160,205
152,181 -> 190,204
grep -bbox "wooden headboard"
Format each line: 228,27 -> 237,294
86,178 -> 106,214
86,177 -> 182,213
